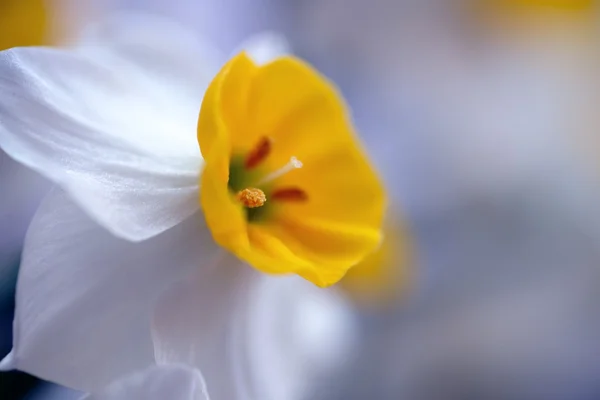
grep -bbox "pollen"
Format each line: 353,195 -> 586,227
237,188 -> 267,208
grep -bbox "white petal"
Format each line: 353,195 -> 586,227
76,12 -> 223,101
233,32 -> 291,65
153,265 -> 356,400
0,14 -> 216,241
2,188 -> 218,392
81,365 -> 209,400
151,255 -> 259,400
243,277 -> 357,400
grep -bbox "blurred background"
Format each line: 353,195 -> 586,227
2,0 -> 600,399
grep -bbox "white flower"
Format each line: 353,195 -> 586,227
0,14 -> 356,399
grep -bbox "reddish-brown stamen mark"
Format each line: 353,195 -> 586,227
245,137 -> 272,169
271,187 -> 308,202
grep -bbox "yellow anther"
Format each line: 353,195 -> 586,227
237,188 -> 267,208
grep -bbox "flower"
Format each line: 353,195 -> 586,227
0,14 -> 365,399
199,51 -> 385,287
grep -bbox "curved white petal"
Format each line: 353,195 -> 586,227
0,14 -> 216,241
1,188 -> 219,392
243,277 -> 358,400
81,364 -> 209,400
76,12 -> 223,100
153,265 -> 356,400
151,254 -> 258,400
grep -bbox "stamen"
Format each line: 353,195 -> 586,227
256,157 -> 303,185
237,188 -> 267,208
271,187 -> 308,202
245,137 -> 272,169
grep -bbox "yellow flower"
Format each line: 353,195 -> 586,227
197,52 -> 385,287
0,0 -> 48,50
339,211 -> 412,308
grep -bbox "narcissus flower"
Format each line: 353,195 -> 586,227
0,14 -> 365,400
199,52 -> 385,287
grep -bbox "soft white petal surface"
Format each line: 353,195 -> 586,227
153,268 -> 356,400
1,188 -> 219,391
0,15 -> 216,241
152,254 -> 258,400
244,277 -> 357,400
81,364 -> 209,400
76,13 -> 222,102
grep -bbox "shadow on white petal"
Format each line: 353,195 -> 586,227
5,188 -> 219,391
26,382 -> 83,400
81,364 -> 209,400
0,150 -> 50,271
152,254 -> 259,400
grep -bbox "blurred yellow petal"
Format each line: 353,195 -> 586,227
483,0 -> 594,10
0,0 -> 49,50
340,211 -> 413,308
198,52 -> 385,287
469,0 -> 596,45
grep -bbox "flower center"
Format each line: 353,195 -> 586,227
233,137 -> 309,217
235,158 -> 304,209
